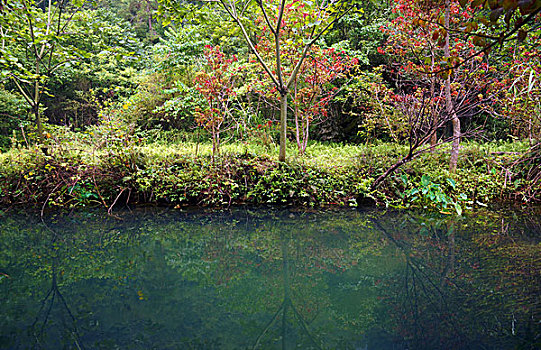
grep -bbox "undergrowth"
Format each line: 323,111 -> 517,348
0,137 -> 535,212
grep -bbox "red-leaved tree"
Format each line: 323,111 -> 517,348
249,13 -> 358,154
194,45 -> 239,159
379,0 -> 492,173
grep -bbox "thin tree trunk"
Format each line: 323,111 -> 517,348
146,0 -> 154,34
34,70 -> 44,145
195,128 -> 200,157
302,117 -> 309,155
446,0 -> 460,173
34,105 -> 44,143
279,92 -> 287,162
430,53 -> 438,148
295,107 -> 301,152
211,126 -> 216,163
216,128 -> 220,155
449,114 -> 461,172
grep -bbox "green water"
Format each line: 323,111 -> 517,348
0,207 -> 539,349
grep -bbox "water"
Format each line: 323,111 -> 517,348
0,207 -> 539,349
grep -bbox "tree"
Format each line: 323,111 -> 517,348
194,45 -> 239,159
384,0 -> 479,172
483,11 -> 541,144
93,0 -> 162,42
44,7 -> 143,129
0,0 -> 89,146
247,16 -> 358,154
458,0 -> 541,49
0,86 -> 30,150
445,0 -> 461,173
371,0 -> 492,186
158,0 -> 356,161
384,0 -> 541,172
383,0 -> 444,147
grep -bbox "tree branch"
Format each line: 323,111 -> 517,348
219,0 -> 281,89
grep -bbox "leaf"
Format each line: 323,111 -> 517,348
400,174 -> 408,186
406,188 -> 419,198
446,178 -> 457,189
455,203 -> 462,216
440,193 -> 450,205
421,174 -> 430,187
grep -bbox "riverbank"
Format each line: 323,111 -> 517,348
0,138 -> 536,212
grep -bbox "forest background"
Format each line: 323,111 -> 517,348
0,0 -> 540,213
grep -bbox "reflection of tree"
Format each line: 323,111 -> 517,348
373,217 -> 463,347
2,208 -> 537,349
373,212 -> 540,349
163,209 -> 388,349
252,240 -> 322,350
31,258 -> 84,349
0,212 -> 142,349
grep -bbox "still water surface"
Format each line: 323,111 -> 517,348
0,207 -> 539,349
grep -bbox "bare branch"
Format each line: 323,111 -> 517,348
218,0 -> 281,89
255,0 -> 276,35
8,73 -> 35,107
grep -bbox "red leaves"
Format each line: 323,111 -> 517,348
193,46 -> 238,131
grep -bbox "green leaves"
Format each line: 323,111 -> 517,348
454,202 -> 463,216
421,174 -> 431,188
400,174 -> 467,216
1,0 -> 93,140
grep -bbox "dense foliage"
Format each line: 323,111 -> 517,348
1,0 -> 540,209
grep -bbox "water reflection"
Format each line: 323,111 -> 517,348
374,213 -> 540,350
0,208 -> 539,349
32,260 -> 84,349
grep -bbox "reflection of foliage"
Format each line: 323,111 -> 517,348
0,208 -> 539,349
375,210 -> 541,349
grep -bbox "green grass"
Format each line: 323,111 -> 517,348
0,137 -> 529,175
0,134 -> 535,209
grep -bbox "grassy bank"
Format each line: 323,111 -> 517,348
0,137 -> 536,212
